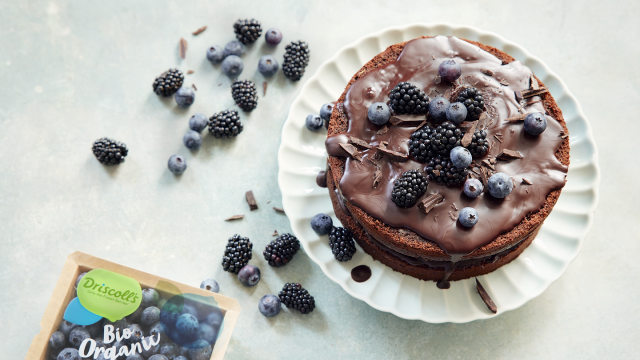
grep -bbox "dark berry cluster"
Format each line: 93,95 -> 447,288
231,79 -> 258,112
391,170 -> 429,208
408,122 -> 463,163
456,87 -> 485,121
222,234 -> 253,274
425,155 -> 469,187
467,129 -> 489,157
233,19 -> 262,44
328,227 -> 356,262
152,68 -> 184,97
283,41 -> 310,81
278,283 -> 315,314
263,233 -> 301,267
388,82 -> 429,115
92,137 -> 128,165
208,109 -> 244,138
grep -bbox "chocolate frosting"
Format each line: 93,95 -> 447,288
326,36 -> 567,256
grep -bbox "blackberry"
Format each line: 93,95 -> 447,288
408,122 -> 463,163
467,129 -> 489,157
456,87 -> 485,121
152,68 -> 184,97
391,170 -> 429,208
233,19 -> 262,45
283,41 -> 310,81
388,82 -> 429,115
425,155 -> 469,187
221,234 -> 253,274
278,283 -> 315,314
328,227 -> 356,262
263,233 -> 301,267
92,137 -> 128,165
231,80 -> 258,112
208,110 -> 244,138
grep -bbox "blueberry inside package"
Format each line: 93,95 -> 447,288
27,252 -> 241,360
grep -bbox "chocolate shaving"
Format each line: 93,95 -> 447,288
376,142 -> 408,162
418,193 -> 443,214
273,207 -> 285,214
272,230 -> 278,236
416,121 -> 427,130
263,81 -> 267,96
339,143 -> 362,161
366,157 -> 378,166
179,38 -> 187,59
373,166 -> 382,188
377,125 -> 389,135
530,74 -> 539,90
187,70 -> 194,74
461,120 -> 478,147
514,90 -> 523,103
489,158 -> 496,165
497,149 -> 523,161
192,84 -> 197,91
192,26 -> 207,35
449,211 -> 456,221
521,178 -> 532,185
434,74 -> 441,84
520,87 -> 549,99
432,55 -> 436,60
245,190 -> 258,210
434,214 -> 438,222
480,69 -> 494,76
493,134 -> 502,143
481,159 -> 495,171
451,203 -> 458,211
478,112 -> 488,129
389,114 -> 427,126
499,78 -> 509,86
505,114 -> 526,122
479,168 -> 488,188
348,136 -> 371,149
526,189 -> 529,194
225,215 -> 244,221
476,278 -> 497,314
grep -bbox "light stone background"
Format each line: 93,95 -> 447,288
0,1 -> 637,359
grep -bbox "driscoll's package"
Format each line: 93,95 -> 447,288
27,252 -> 241,360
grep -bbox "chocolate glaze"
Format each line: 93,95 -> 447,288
325,36 -> 567,257
351,265 -> 372,282
316,170 -> 328,188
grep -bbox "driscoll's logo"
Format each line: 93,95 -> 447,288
77,269 -> 142,322
81,277 -> 140,304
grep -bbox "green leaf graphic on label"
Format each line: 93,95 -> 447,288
77,269 -> 142,322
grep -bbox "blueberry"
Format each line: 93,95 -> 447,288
450,146 -> 472,169
258,294 -> 281,317
68,327 -> 90,348
367,102 -> 391,125
204,310 -> 224,328
459,207 -> 479,227
487,172 -> 514,198
125,354 -> 144,360
57,320 -> 77,338
438,59 -> 462,83
265,28 -> 283,45
175,357 -> 188,360
125,324 -> 144,344
141,288 -> 160,307
310,213 -> 333,235
206,45 -> 225,63
445,102 -> 467,125
141,342 -> 161,358
75,272 -> 87,293
237,265 -> 261,287
57,348 -> 80,360
81,322 -> 102,338
199,279 -> 220,293
168,154 -> 187,175
49,331 -> 66,350
148,355 -> 169,360
305,114 -> 324,132
160,343 -> 180,359
148,322 -> 164,340
257,55 -> 279,77
221,55 -> 244,77
197,323 -> 218,344
142,306 -> 161,326
183,130 -> 202,150
174,87 -> 195,107
524,112 -> 547,135
176,314 -> 199,339
188,346 -> 212,360
189,113 -> 209,132
463,178 -> 483,198
320,103 -> 334,121
127,304 -> 144,323
223,40 -> 244,57
428,96 -> 450,122
160,301 -> 180,326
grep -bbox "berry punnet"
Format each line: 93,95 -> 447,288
328,227 -> 356,262
206,45 -> 225,63
183,130 -> 202,150
524,112 -> 547,135
283,41 -> 310,81
429,96 -> 450,122
92,137 -> 128,165
199,279 -> 220,293
263,233 -> 301,267
175,87 -> 195,107
265,28 -> 283,45
391,170 -> 429,208
456,87 -> 485,121
152,68 -> 184,97
222,234 -> 253,274
208,109 -> 244,138
388,82 -> 429,115
238,265 -> 261,287
463,178 -> 483,198
305,114 -> 323,132
231,79 -> 258,112
459,207 -> 479,227
222,55 -> 244,77
189,113 -> 209,132
487,172 -> 513,198
233,19 -> 262,44
258,55 -> 279,76
425,155 -> 469,187
258,294 -> 281,317
450,146 -> 472,169
367,102 -> 391,125
278,283 -> 315,314
438,59 -> 461,83
408,122 -> 463,163
223,40 -> 245,57
310,213 -> 333,235
445,102 -> 467,125
467,129 -> 489,157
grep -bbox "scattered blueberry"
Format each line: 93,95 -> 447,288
68,327 -> 90,348
176,313 -> 199,339
258,294 -> 281,317
445,102 -> 467,125
183,130 -> 202,150
463,178 -> 484,198
221,55 -> 244,77
524,112 -> 547,135
141,288 -> 160,307
305,114 -> 324,132
142,306 -> 161,326
310,213 -> 333,235
320,103 -> 334,121
367,102 -> 391,125
223,40 -> 244,57
450,146 -> 472,169
238,265 -> 261,287
428,96 -> 450,122
459,207 -> 479,227
57,348 -> 80,360
199,279 -> 220,293
258,55 -> 279,76
438,59 -> 462,83
189,113 -> 209,132
49,331 -> 66,350
168,155 -> 187,175
175,87 -> 195,107
265,28 -> 283,45
487,172 -> 514,198
206,45 -> 225,63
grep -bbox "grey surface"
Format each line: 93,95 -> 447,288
0,1 -> 636,359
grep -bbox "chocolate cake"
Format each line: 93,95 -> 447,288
323,36 -> 569,288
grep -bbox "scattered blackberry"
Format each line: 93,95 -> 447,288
425,155 -> 469,187
233,19 -> 262,44
221,234 -> 253,274
278,283 -> 315,314
92,137 -> 128,165
391,170 -> 429,208
328,227 -> 356,262
456,87 -> 485,121
388,82 -> 429,115
152,68 -> 184,97
408,122 -> 463,163
467,129 -> 489,157
208,110 -> 244,138
231,80 -> 258,112
263,233 -> 301,267
283,41 -> 310,81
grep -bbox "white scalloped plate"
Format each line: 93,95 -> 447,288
277,23 -> 599,323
